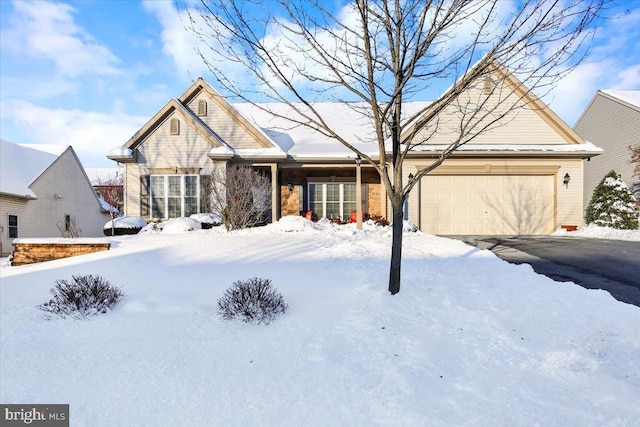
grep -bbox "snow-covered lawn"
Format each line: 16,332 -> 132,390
1,218 -> 639,426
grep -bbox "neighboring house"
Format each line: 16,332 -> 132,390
85,168 -> 124,215
108,64 -> 601,235
574,90 -> 640,209
0,140 -> 112,256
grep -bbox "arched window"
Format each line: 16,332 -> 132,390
197,100 -> 207,116
170,118 -> 180,135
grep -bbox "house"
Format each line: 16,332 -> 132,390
574,90 -> 640,208
0,140 -> 112,256
108,66 -> 601,235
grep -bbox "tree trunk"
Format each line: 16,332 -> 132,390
388,201 -> 404,295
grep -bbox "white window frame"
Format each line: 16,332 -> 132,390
307,182 -> 356,220
150,175 -> 200,219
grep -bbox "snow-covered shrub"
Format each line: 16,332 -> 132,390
139,221 -> 164,233
37,275 -> 124,319
586,170 -> 639,230
403,220 -> 419,232
190,213 -> 221,229
103,216 -> 147,236
162,217 -> 202,234
218,277 -> 288,325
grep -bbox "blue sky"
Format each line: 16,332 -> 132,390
1,0 -> 639,168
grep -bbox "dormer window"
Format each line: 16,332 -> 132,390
170,118 -> 180,135
197,100 -> 207,116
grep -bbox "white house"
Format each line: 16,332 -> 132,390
0,140 -> 112,256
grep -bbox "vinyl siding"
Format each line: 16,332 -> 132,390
0,150 -> 110,255
186,91 -> 265,149
574,93 -> 640,208
411,79 -> 569,146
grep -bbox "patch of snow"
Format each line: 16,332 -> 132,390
108,146 -> 133,158
553,224 -> 640,241
190,213 -> 221,225
1,226 -> 639,425
0,139 -> 59,198
162,217 -> 202,234
103,216 -> 146,230
12,238 -> 110,245
601,89 -> 640,108
275,215 -> 317,232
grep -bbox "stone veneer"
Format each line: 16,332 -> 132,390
11,238 -> 110,266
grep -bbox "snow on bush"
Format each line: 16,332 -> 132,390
103,216 -> 147,235
217,277 -> 288,325
190,213 -> 221,229
139,222 -> 164,234
275,215 -> 316,232
162,217 -> 202,234
37,275 -> 124,319
403,220 -> 419,232
586,170 -> 639,230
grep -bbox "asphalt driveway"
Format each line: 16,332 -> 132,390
456,236 -> 640,307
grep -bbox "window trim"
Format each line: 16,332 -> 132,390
8,214 -> 18,239
149,174 -> 200,219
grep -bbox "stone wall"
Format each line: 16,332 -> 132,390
11,240 -> 110,266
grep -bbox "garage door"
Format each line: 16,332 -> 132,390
419,174 -> 555,235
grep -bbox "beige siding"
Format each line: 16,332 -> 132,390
404,158 -> 584,235
574,93 -> 640,207
0,197 -> 28,256
411,79 -> 569,146
186,91 -> 264,149
0,150 -> 110,255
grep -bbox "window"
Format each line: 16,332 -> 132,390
197,100 -> 207,116
170,118 -> 180,135
308,182 -> 361,221
65,214 -> 71,231
150,175 -> 200,219
483,76 -> 494,95
8,215 -> 18,238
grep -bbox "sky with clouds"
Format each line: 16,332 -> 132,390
0,0 -> 638,168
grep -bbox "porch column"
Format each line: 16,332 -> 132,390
356,156 -> 363,230
271,163 -> 279,223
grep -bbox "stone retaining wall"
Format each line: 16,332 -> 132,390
11,239 -> 110,266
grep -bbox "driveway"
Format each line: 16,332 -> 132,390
456,236 -> 640,307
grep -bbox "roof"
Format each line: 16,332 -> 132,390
0,140 -> 60,198
600,90 -> 640,110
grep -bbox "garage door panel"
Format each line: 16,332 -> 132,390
420,174 -> 554,235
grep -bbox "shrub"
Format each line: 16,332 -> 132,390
37,275 -> 124,319
585,170 -> 639,230
218,277 -> 288,324
103,216 -> 147,236
369,214 -> 389,227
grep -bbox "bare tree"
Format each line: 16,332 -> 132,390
57,215 -> 82,238
94,172 -> 124,237
631,145 -> 640,180
205,166 -> 272,230
185,0 -> 608,294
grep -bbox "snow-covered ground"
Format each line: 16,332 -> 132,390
553,223 -> 640,241
1,218 -> 639,426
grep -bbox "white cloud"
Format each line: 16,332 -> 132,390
2,0 -> 121,77
142,1 -> 211,79
2,100 -> 147,167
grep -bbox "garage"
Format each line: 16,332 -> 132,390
418,173 -> 556,235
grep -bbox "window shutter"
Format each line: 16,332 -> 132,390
140,175 -> 150,217
199,174 -> 211,213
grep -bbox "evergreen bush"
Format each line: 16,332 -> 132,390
585,170 -> 639,230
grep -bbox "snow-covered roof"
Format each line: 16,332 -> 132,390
601,90 -> 640,109
234,102 -> 430,159
0,139 -> 60,198
409,141 -> 603,154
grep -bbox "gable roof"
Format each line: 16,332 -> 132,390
0,140 -> 59,198
598,90 -> 640,111
400,60 -> 585,146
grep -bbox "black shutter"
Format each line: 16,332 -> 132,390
140,175 -> 150,217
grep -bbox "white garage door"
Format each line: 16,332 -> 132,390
419,174 -> 555,235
